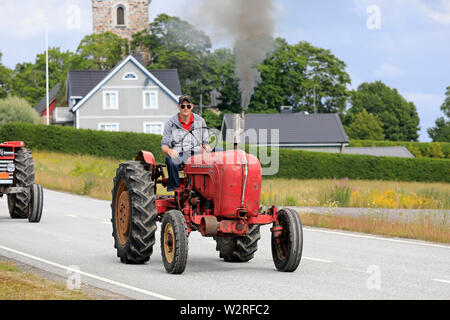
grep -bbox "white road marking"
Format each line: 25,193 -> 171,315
0,244 -> 175,301
432,279 -> 450,285
304,227 -> 450,250
101,221 -> 110,224
302,256 -> 332,263
66,214 -> 78,218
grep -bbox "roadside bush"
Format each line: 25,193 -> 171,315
0,123 -> 165,162
0,96 -> 41,126
1,123 -> 449,183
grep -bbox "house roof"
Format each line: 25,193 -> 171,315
148,69 -> 182,96
34,83 -> 60,114
69,55 -> 182,112
222,113 -> 349,145
343,147 -> 415,158
67,70 -> 110,98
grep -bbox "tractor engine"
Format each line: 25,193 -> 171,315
184,150 -> 262,220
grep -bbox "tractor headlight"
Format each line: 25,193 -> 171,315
7,163 -> 15,172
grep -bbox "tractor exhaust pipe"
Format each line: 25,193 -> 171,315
231,113 -> 245,150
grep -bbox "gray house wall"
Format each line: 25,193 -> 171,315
76,61 -> 179,133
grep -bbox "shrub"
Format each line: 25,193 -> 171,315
1,123 -> 449,183
0,96 -> 41,126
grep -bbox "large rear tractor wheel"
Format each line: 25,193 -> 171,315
161,210 -> 189,274
111,161 -> 157,264
215,224 -> 261,263
28,184 -> 43,223
271,208 -> 303,272
8,148 -> 34,219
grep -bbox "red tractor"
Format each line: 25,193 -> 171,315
111,133 -> 303,274
0,141 -> 43,223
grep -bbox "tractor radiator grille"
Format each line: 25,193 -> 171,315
0,147 -> 14,158
0,159 -> 14,184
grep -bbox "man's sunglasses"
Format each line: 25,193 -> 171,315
181,104 -> 192,109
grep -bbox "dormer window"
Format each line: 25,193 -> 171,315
123,72 -> 138,80
117,6 -> 125,25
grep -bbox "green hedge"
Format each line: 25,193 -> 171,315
349,139 -> 450,159
0,123 -> 166,162
1,123 -> 449,182
273,148 -> 450,183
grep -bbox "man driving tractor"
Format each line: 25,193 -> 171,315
161,94 -> 212,191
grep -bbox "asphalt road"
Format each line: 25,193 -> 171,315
0,189 -> 449,300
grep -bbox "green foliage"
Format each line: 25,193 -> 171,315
346,109 -> 384,140
0,123 -> 165,163
0,51 -> 11,99
201,109 -> 223,129
132,14 -> 212,104
349,139 -> 450,159
9,48 -> 75,106
249,38 -> 351,115
0,96 -> 40,125
428,86 -> 450,142
76,32 -> 129,70
274,148 -> 449,183
1,123 -> 448,183
347,81 -> 420,141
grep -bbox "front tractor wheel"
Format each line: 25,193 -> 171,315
161,210 -> 189,274
111,161 -> 157,264
271,208 -> 303,272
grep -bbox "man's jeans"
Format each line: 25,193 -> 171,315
165,152 -> 191,191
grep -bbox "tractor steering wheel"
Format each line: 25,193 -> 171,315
180,126 -> 219,156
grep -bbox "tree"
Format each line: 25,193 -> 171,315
0,51 -> 11,99
132,14 -> 213,104
248,38 -> 351,115
427,86 -> 450,142
77,32 -> 129,70
0,96 -> 41,125
10,48 -> 76,106
203,48 -> 240,113
345,109 -> 384,140
347,81 -> 420,141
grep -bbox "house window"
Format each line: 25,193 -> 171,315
143,91 -> 158,109
103,91 -> 118,110
117,6 -> 125,25
144,122 -> 163,135
99,123 -> 119,132
122,72 -> 138,80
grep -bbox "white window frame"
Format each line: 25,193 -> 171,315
98,123 -> 120,132
143,122 -> 164,135
103,91 -> 119,110
122,72 -> 138,81
143,90 -> 158,110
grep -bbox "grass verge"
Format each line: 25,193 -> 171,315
0,261 -> 91,300
300,213 -> 450,243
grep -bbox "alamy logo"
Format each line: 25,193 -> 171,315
367,5 -> 382,30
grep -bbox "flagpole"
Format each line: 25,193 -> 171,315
45,24 -> 50,126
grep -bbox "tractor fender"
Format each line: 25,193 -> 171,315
135,150 -> 156,166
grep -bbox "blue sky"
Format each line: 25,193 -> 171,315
0,0 -> 449,141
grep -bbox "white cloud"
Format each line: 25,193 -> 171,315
374,62 -> 405,78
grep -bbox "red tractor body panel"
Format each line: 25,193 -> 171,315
184,150 -> 262,219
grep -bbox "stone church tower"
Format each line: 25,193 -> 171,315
92,0 -> 151,40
